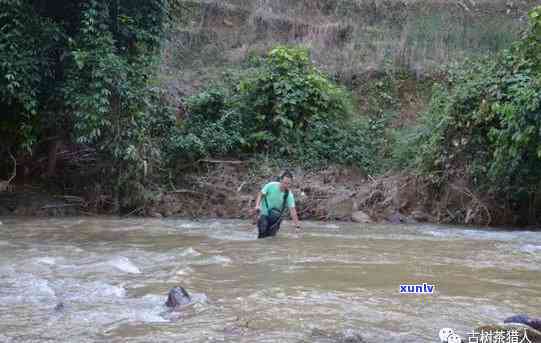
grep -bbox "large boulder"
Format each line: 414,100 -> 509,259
326,193 -> 355,220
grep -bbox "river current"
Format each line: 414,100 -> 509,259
0,217 -> 540,342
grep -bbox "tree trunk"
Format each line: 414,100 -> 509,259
46,139 -> 60,177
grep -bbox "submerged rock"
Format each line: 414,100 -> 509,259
165,286 -> 191,308
54,302 -> 65,312
504,314 -> 541,332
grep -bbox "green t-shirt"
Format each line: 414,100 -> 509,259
259,181 -> 295,216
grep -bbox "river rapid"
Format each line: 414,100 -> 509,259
0,217 -> 540,342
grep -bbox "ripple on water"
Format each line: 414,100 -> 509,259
0,276 -> 56,305
323,223 -> 340,229
36,256 -> 57,265
177,247 -> 201,257
421,227 -> 541,243
520,244 -> 541,254
52,279 -> 126,303
107,256 -> 141,274
173,220 -> 256,241
0,264 -> 15,276
190,255 -> 232,266
176,266 -> 194,275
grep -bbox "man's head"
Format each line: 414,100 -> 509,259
279,170 -> 293,191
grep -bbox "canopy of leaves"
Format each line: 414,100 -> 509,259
0,0 -> 175,211
0,0 -> 171,157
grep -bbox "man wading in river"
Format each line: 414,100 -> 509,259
254,171 -> 301,238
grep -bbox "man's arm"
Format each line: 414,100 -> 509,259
290,207 -> 301,230
254,192 -> 264,213
255,182 -> 271,215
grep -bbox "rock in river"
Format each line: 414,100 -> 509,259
165,286 -> 191,308
351,211 -> 372,224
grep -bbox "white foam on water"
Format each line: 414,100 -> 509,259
0,264 -> 14,276
190,292 -> 208,304
209,221 -> 221,229
191,255 -> 232,266
141,294 -> 163,303
206,230 -> 255,241
51,279 -> 126,305
1,277 -> 57,304
107,256 -> 141,274
520,244 -> 541,254
420,227 -> 541,244
88,281 -> 126,298
176,266 -> 194,275
423,229 -> 454,238
178,222 -> 201,229
178,247 -> 201,257
324,224 -> 340,229
36,257 -> 56,265
33,278 -> 56,297
134,311 -> 169,323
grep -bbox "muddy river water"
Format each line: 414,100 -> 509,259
0,217 -> 540,342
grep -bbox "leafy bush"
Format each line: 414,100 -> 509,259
406,6 -> 541,202
295,117 -> 386,173
170,46 -> 381,171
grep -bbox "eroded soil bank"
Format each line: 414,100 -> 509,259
0,161 -> 526,228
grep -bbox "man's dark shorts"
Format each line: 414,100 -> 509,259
257,215 -> 282,239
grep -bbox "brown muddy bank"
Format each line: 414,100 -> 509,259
0,161 -> 524,227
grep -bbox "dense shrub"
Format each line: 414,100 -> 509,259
169,46 -> 383,172
397,6 -> 541,211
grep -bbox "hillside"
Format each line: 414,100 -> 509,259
161,0 -> 537,101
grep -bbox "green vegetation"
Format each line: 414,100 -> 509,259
2,0 -> 540,223
1,0 -> 174,210
169,46 -> 385,172
393,6 -> 541,223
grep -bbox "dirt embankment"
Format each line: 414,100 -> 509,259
0,160 -> 510,227
144,161 -> 498,226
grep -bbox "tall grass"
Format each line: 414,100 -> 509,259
164,0 -> 530,90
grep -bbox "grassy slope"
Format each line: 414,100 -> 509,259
161,0 -> 536,106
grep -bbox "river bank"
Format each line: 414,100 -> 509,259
0,161 -> 528,228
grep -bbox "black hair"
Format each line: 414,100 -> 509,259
280,170 -> 293,180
